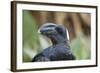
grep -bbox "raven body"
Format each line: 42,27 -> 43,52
32,23 -> 75,62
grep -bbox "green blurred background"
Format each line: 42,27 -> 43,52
23,10 -> 91,62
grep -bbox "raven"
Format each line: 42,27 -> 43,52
32,23 -> 75,62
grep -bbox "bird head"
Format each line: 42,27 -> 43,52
38,23 -> 69,45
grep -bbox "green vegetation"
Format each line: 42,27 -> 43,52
23,10 -> 41,62
23,10 -> 91,62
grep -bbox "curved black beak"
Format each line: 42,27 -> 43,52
38,27 -> 55,35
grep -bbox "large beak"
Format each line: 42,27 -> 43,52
38,27 -> 55,34
38,23 -> 57,34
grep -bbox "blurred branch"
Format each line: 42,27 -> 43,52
70,13 -> 83,36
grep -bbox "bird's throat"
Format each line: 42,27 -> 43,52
51,37 -> 67,45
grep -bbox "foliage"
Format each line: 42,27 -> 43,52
70,32 -> 90,60
23,10 -> 91,62
23,10 -> 41,62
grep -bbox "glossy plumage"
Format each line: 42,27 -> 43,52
32,23 -> 75,62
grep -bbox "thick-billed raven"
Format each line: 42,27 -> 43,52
32,23 -> 75,62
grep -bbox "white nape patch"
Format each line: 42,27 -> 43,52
66,29 -> 70,41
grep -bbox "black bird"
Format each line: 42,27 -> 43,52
32,23 -> 75,62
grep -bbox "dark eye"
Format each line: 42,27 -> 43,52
55,27 -> 63,34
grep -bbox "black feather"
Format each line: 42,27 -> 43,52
32,23 -> 75,62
